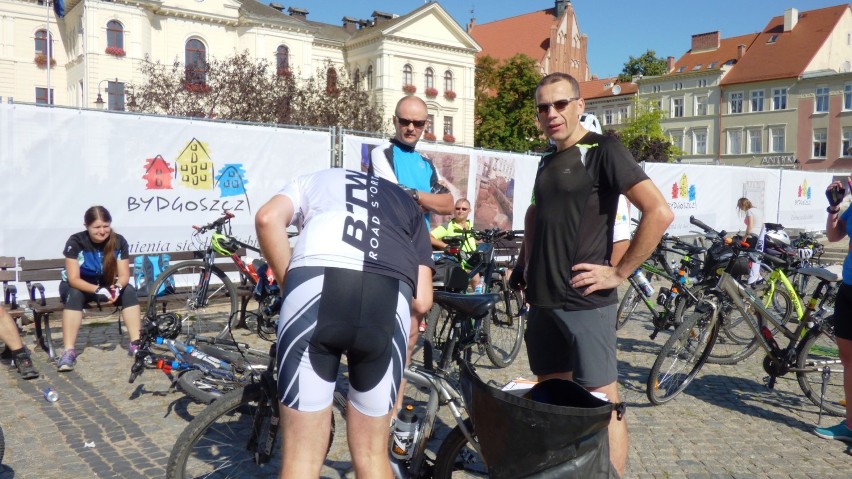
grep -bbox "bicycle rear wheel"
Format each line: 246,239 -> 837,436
483,283 -> 525,368
796,321 -> 846,417
647,297 -> 719,405
177,369 -> 255,404
616,285 -> 642,330
433,420 -> 486,478
147,261 -> 238,341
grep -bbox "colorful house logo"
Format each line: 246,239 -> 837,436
670,174 -> 697,202
797,179 -> 811,199
176,139 -> 214,190
142,155 -> 175,189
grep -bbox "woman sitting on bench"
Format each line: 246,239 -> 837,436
57,206 -> 141,372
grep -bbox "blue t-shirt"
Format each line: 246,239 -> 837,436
841,207 -> 852,285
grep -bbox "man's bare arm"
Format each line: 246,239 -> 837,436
255,195 -> 295,286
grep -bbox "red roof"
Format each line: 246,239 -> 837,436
469,8 -> 558,63
721,4 -> 849,85
579,77 -> 638,100
671,33 -> 760,76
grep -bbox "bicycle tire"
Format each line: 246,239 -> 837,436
176,369 -> 253,404
147,261 -> 238,341
167,384 -> 280,477
484,282 -> 525,368
796,321 -> 846,417
424,303 -> 452,368
647,297 -> 719,405
193,342 -> 271,371
0,422 -> 4,465
432,420 -> 486,478
616,285 -> 642,330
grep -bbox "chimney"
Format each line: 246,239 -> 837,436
784,8 -> 799,32
554,0 -> 567,18
269,2 -> 285,12
737,44 -> 746,59
358,19 -> 372,29
591,74 -> 598,80
372,11 -> 393,26
667,56 -> 675,73
342,16 -> 358,33
288,7 -> 308,19
691,31 -> 720,52
467,17 -> 475,33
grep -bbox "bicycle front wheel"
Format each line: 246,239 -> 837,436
616,285 -> 642,330
796,321 -> 846,417
147,261 -> 238,340
167,384 -> 280,478
484,283 -> 525,368
647,297 -> 719,405
176,369 -> 254,404
433,420 -> 487,478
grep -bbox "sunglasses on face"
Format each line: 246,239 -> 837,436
396,116 -> 427,128
536,97 -> 580,114
455,207 -> 469,211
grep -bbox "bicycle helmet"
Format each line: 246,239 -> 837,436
579,113 -> 602,134
764,226 -> 790,247
211,233 -> 240,256
153,312 -> 182,340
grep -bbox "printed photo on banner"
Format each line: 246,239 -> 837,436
474,156 -> 515,231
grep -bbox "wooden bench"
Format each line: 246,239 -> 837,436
18,250 -> 255,360
1,256 -> 23,324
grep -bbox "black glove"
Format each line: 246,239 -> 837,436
826,184 -> 846,207
508,265 -> 526,291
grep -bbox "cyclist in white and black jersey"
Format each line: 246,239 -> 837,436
255,168 -> 433,479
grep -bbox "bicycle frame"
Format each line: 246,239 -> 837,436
762,266 -> 805,322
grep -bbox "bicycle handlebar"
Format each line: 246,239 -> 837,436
193,211 -> 236,234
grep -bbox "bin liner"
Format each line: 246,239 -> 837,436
460,361 -> 624,479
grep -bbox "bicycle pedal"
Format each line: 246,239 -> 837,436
762,375 -> 776,389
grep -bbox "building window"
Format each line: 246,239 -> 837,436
772,88 -> 787,110
693,129 -> 707,155
35,87 -> 54,105
326,67 -> 338,94
842,128 -> 852,156
770,127 -> 785,153
35,29 -> 52,56
426,114 -> 434,135
672,97 -> 684,118
185,38 -> 207,84
748,129 -> 762,154
444,116 -> 453,136
366,65 -> 373,90
353,68 -> 361,90
751,90 -> 764,112
697,79 -> 707,87
845,84 -> 852,110
276,45 -> 289,74
107,20 -> 124,49
402,64 -> 413,86
425,68 -> 434,89
444,70 -> 454,92
813,129 -> 827,158
728,129 -> 742,154
729,92 -> 743,114
815,86 -> 830,113
695,95 -> 707,116
604,110 -> 613,125
618,106 -> 628,123
107,81 -> 125,111
669,131 -> 683,151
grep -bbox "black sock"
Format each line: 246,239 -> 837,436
9,347 -> 26,357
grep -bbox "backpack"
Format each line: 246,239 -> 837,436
134,254 -> 173,297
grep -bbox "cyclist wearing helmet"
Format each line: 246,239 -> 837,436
255,168 -> 433,478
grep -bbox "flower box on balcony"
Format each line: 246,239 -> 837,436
34,54 -> 56,68
444,90 -> 457,100
425,87 -> 438,97
443,134 -> 456,143
185,82 -> 212,94
105,46 -> 126,57
423,132 -> 437,141
276,67 -> 292,78
402,84 -> 417,94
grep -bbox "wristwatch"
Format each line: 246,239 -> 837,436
827,206 -> 840,214
412,189 -> 420,202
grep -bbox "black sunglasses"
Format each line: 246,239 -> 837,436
536,97 -> 580,114
396,116 -> 427,128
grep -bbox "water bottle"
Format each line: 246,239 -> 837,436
187,346 -> 230,370
44,387 -> 59,402
667,287 -> 679,307
633,270 -> 654,297
391,404 -> 418,460
474,283 -> 484,294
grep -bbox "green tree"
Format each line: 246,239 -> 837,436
617,50 -> 667,83
474,54 -> 546,152
130,51 -> 385,133
612,97 -> 683,162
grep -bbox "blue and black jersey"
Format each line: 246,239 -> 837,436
61,231 -> 129,286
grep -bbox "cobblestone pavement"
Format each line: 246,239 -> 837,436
1,286 -> 850,478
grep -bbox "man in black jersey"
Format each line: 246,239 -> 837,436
512,73 -> 673,476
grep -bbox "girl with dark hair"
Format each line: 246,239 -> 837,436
57,206 -> 141,371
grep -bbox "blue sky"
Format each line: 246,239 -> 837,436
299,0 -> 846,78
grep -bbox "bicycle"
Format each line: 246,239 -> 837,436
129,312 -> 270,404
427,228 -> 526,368
165,291 -> 495,478
646,219 -> 844,416
145,211 -> 279,341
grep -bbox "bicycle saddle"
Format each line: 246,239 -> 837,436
433,291 -> 499,319
795,267 -> 839,283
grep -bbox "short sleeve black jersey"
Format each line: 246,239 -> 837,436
527,132 -> 648,310
277,169 -> 434,291
61,231 -> 130,286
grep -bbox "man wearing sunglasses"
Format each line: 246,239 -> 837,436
511,73 -> 673,477
430,198 -> 481,296
369,95 -> 454,407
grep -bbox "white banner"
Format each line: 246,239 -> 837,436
0,104 -> 333,260
777,169 -> 836,231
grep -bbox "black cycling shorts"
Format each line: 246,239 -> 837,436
276,266 -> 412,417
59,281 -> 140,311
